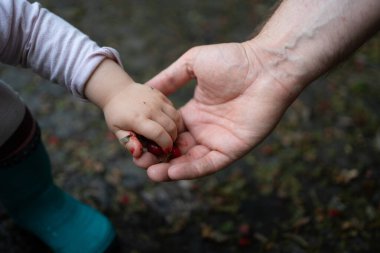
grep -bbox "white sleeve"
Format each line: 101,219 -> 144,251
0,0 -> 122,98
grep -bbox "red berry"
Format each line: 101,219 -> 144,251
136,134 -> 181,160
147,142 -> 164,156
170,146 -> 181,158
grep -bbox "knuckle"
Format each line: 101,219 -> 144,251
152,128 -> 166,140
165,73 -> 176,86
168,120 -> 177,132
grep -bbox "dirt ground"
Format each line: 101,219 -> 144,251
0,0 -> 379,252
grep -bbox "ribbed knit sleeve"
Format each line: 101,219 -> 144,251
0,0 -> 122,98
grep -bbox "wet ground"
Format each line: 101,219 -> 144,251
0,0 -> 380,252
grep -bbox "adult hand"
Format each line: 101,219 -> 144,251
135,0 -> 380,182
135,42 -> 298,181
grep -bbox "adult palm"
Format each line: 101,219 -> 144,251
136,42 -> 294,181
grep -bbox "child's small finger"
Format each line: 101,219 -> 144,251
134,120 -> 172,152
151,113 -> 177,142
115,130 -> 143,158
162,104 -> 182,130
177,110 -> 185,132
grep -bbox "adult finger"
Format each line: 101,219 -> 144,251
144,132 -> 197,181
168,149 -> 231,180
147,145 -> 231,181
146,47 -> 201,95
146,146 -> 208,182
133,151 -> 159,169
133,120 -> 173,152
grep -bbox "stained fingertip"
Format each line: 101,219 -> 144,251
130,145 -> 143,158
128,135 -> 144,158
157,136 -> 174,154
130,147 -> 135,156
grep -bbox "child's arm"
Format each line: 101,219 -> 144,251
84,59 -> 182,158
0,0 -> 119,98
0,0 -> 181,159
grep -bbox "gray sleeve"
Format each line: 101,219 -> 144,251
0,0 -> 122,98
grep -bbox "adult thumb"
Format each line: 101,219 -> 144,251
146,47 -> 200,95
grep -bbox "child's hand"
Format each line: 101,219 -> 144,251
104,83 -> 182,158
84,59 -> 183,159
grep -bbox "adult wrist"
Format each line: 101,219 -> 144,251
244,36 -> 317,99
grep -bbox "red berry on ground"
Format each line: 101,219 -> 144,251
48,135 -> 60,146
119,194 -> 129,205
238,237 -> 251,247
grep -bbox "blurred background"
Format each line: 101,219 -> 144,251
0,0 -> 379,252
